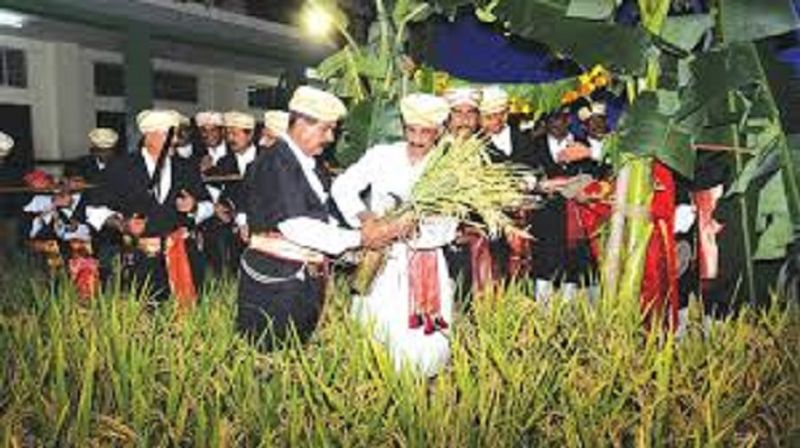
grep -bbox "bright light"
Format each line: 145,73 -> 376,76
0,9 -> 26,29
303,6 -> 332,38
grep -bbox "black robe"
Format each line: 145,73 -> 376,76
528,134 -> 606,284
236,140 -> 330,350
92,151 -> 209,300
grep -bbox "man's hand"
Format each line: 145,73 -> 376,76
557,143 -> 591,163
360,213 -> 417,249
199,155 -> 214,173
176,190 -> 196,214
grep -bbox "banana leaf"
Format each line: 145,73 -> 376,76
616,92 -> 696,178
335,98 -> 404,167
719,0 -> 800,44
492,0 -> 651,75
566,0 -> 616,20
659,14 -> 714,53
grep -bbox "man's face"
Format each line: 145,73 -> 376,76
144,130 -> 169,155
481,110 -> 508,136
199,125 -> 223,148
260,128 -> 279,148
448,104 -> 480,137
226,127 -> 253,153
586,115 -> 608,139
547,113 -> 571,139
405,124 -> 440,154
290,118 -> 337,156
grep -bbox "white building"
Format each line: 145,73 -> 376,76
0,0 -> 333,169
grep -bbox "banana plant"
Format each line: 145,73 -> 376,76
313,0 -> 433,166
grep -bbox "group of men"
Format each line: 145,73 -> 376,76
2,82 -> 613,374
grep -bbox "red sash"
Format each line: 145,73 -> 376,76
165,229 -> 197,309
408,249 -> 448,334
641,162 -> 679,330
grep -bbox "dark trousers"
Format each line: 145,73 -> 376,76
123,237 -> 204,302
200,218 -> 239,277
530,198 -> 597,286
236,249 -> 325,351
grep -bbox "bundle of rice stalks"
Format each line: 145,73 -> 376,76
352,133 -> 533,294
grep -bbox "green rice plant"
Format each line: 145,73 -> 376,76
0,258 -> 798,446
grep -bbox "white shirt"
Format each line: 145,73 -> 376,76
588,136 -> 604,161
490,125 -> 513,157
207,142 -> 227,165
275,134 -> 361,255
547,133 -> 574,162
235,145 -> 257,176
24,193 -> 82,238
85,149 -> 213,230
332,141 -> 456,247
141,148 -> 172,204
233,145 -> 257,227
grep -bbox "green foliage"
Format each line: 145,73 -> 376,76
494,0 -> 651,74
616,92 -> 696,178
566,0 -> 618,21
1,265 -> 798,445
719,0 -> 800,44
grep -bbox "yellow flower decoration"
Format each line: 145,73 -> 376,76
561,90 -> 580,104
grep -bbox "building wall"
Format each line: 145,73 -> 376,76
0,34 -> 279,163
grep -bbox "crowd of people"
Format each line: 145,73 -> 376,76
0,83 -> 623,376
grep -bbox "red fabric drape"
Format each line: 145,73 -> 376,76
641,161 -> 679,330
165,230 -> 197,309
408,249 -> 447,334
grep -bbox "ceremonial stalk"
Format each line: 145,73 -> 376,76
352,134 -> 532,294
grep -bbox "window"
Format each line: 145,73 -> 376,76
0,47 -> 27,88
94,62 -> 125,97
153,70 -> 197,103
247,84 -> 286,109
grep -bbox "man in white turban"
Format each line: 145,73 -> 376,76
331,93 -> 457,377
444,86 -> 482,137
85,109 -> 213,302
260,110 -> 289,149
236,86 -> 401,351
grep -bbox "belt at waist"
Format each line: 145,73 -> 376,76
249,233 -> 325,266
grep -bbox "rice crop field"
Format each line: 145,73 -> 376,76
1,263 -> 798,447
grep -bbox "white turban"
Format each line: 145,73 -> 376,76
88,128 -> 118,150
443,87 -> 482,108
479,86 -> 509,115
0,131 -> 15,158
400,94 -> 450,128
223,111 -> 256,130
263,110 -> 289,134
289,86 -> 347,123
195,111 -> 224,127
137,109 -> 181,133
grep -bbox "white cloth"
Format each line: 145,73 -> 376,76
141,148 -> 171,204
235,145 -> 257,177
331,141 -> 456,377
207,142 -> 227,165
275,135 -> 361,255
24,193 -> 83,238
24,195 -> 54,238
587,137 -> 604,161
547,133 -> 574,162
490,125 -> 513,157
